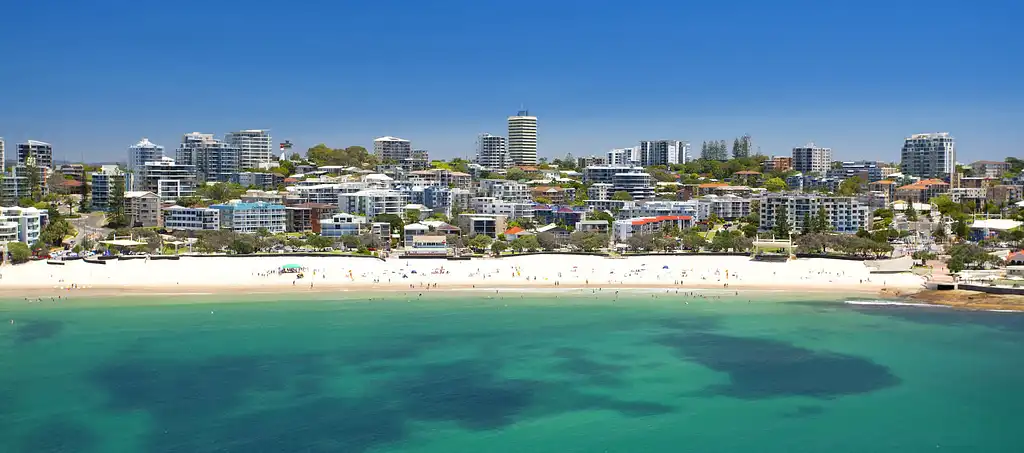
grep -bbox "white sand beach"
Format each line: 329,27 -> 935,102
0,255 -> 925,297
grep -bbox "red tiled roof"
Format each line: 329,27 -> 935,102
61,179 -> 84,187
504,226 -> 525,235
898,179 -> 949,190
631,215 -> 693,226
698,182 -> 729,188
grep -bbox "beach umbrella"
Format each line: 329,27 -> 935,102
411,270 -> 418,274
281,264 -> 303,270
662,265 -> 669,269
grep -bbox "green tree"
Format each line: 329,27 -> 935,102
905,203 -> 919,221
307,234 -> 335,250
468,234 -> 493,251
195,182 -> 247,203
813,207 -> 831,233
7,242 -> 31,264
491,240 -> 508,255
952,217 -> 969,240
611,191 -> 633,201
772,205 -> 791,238
801,213 -> 812,235
536,232 -> 558,250
505,167 -> 527,181
228,237 -> 255,254
764,177 -> 788,192
838,176 -> 864,196
105,177 -> 129,228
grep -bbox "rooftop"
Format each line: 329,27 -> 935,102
630,215 -> 693,226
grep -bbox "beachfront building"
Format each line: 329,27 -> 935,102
697,195 -> 753,220
639,140 -> 688,166
126,138 -> 165,186
225,129 -> 273,170
123,191 -> 161,227
406,235 -> 448,256
403,223 -> 430,247
792,143 -> 832,175
469,197 -> 535,220
90,165 -> 126,211
162,206 -> 221,231
0,165 -> 34,205
0,206 -> 48,244
895,179 -> 950,204
210,201 -> 287,234
17,140 -> 53,168
286,203 -> 337,233
758,193 -> 870,234
136,157 -> 197,202
338,190 -> 408,217
613,215 -> 694,241
901,132 -> 955,179
620,200 -> 700,220
475,133 -> 511,169
575,219 -> 610,235
320,213 -> 369,238
176,132 -> 240,183
508,111 -> 538,166
457,213 -> 507,238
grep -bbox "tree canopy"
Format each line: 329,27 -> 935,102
305,144 -> 377,168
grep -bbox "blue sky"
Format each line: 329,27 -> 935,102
1,0 -> 1021,163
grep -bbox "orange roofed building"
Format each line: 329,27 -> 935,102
895,179 -> 949,203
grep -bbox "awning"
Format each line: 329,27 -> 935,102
100,239 -> 146,246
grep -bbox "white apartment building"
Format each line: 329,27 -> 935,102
639,140 -> 688,166
612,171 -> 655,200
792,143 -> 832,175
587,183 -> 614,201
91,165 -> 126,211
17,140 -> 53,168
0,206 -> 48,244
124,191 -> 161,227
421,186 -> 471,218
127,138 -> 165,184
901,132 -> 955,179
211,201 -> 287,234
621,200 -> 700,220
607,147 -> 640,166
373,136 -> 413,162
137,157 -> 197,202
478,179 -> 531,203
339,190 -> 408,217
507,110 -> 538,166
241,189 -> 285,204
292,182 -> 367,205
320,213 -> 369,238
407,169 -> 472,190
226,129 -> 273,169
697,195 -> 752,220
0,138 -> 5,174
475,133 -> 511,169
759,193 -> 869,234
162,206 -> 221,231
469,197 -> 535,220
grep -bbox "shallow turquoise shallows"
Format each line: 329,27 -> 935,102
2,291 -> 1024,453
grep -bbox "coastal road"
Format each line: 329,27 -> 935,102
70,212 -> 111,244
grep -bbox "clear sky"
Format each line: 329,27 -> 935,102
1,0 -> 1021,164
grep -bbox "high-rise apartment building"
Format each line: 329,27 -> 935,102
127,138 -> 165,186
792,143 -> 832,175
90,165 -> 126,212
507,110 -> 538,166
0,137 -> 5,174
373,136 -> 413,162
226,129 -> 273,169
17,140 -> 53,168
475,133 -> 510,169
137,157 -> 198,202
607,147 -> 640,166
639,140 -> 688,166
176,132 -> 240,183
900,132 -> 955,179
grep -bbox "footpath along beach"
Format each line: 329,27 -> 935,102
0,255 -> 925,298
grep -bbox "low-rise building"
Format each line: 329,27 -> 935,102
0,206 -> 48,244
613,215 -> 694,241
470,197 -> 534,220
895,179 -> 949,204
698,195 -> 752,220
457,213 -> 507,238
530,185 -> 575,204
403,223 -> 430,246
406,235 -> 447,256
764,156 -> 793,173
238,171 -> 284,190
407,169 -> 472,190
320,213 -> 368,238
587,183 -> 614,201
971,160 -> 1011,178
210,201 -> 287,234
759,193 -> 870,234
987,185 -> 1023,205
162,205 -> 221,231
123,191 -> 161,227
575,220 -> 610,235
478,179 -> 531,203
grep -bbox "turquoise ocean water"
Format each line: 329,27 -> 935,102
2,290 -> 1023,452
